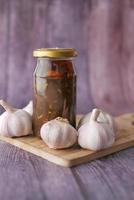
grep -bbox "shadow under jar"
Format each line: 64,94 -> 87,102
33,48 -> 77,136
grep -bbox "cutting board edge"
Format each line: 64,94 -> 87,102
68,139 -> 134,167
0,135 -> 134,167
0,136 -> 74,167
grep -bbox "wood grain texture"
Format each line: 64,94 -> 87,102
0,0 -> 94,114
0,0 -> 9,101
88,0 -> 134,115
0,0 -> 134,115
0,141 -> 83,200
72,147 -> 134,200
0,113 -> 134,168
0,134 -> 134,199
0,1 -> 134,198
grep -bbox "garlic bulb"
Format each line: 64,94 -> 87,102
40,117 -> 78,149
23,101 -> 33,116
78,108 -> 115,151
0,100 -> 32,137
78,108 -> 117,135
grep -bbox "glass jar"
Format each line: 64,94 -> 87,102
33,48 -> 77,136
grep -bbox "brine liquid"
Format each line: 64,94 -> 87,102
33,76 -> 76,136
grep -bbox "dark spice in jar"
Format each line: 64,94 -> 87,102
33,48 -> 77,136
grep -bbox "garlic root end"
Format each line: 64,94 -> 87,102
0,100 -> 16,113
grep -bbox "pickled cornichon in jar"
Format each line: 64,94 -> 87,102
33,48 -> 77,136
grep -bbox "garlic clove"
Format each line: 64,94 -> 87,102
0,100 -> 32,137
23,101 -> 33,116
40,117 -> 78,149
78,108 -> 115,151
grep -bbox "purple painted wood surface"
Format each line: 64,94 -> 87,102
0,141 -> 134,200
0,0 -> 94,114
88,0 -> 134,115
0,1 -> 134,199
1,0 -> 134,115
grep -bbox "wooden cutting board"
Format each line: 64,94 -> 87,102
0,113 -> 134,167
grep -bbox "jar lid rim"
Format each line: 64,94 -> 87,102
33,48 -> 77,58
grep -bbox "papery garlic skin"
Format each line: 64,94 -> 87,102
40,117 -> 78,149
78,121 -> 115,151
78,109 -> 117,134
23,101 -> 33,116
0,100 -> 32,137
78,108 -> 115,151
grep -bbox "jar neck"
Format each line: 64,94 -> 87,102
37,57 -> 74,61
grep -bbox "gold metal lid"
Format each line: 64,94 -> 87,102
33,48 -> 77,58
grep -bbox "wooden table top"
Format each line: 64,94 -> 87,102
0,141 -> 134,200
